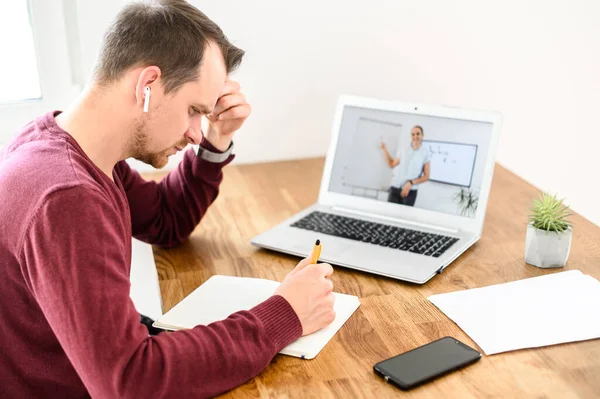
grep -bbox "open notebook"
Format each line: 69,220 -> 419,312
153,275 -> 361,359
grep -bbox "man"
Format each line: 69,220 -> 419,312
0,1 -> 336,397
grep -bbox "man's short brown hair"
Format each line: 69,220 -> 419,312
94,0 -> 244,94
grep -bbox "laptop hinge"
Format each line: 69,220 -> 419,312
331,206 -> 459,234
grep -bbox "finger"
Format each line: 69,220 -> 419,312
327,292 -> 336,306
325,278 -> 334,293
318,263 -> 334,278
326,308 -> 336,324
289,257 -> 311,275
219,79 -> 241,97
212,92 -> 246,117
216,104 -> 251,121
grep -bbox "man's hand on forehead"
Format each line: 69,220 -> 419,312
203,78 -> 251,151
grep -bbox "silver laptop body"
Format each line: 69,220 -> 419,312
251,95 -> 501,284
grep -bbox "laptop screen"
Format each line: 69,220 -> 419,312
328,105 -> 494,218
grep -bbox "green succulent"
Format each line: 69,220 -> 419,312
528,192 -> 572,233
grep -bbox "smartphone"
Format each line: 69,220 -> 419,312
373,336 -> 482,390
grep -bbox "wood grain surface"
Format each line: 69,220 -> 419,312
144,158 -> 600,398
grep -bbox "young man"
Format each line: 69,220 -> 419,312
0,1 -> 336,397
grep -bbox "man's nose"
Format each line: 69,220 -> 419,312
184,128 -> 200,144
185,114 -> 206,145
185,125 -> 202,145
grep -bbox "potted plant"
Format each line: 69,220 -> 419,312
525,192 -> 573,268
453,187 -> 479,217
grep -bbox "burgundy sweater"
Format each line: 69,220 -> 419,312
0,112 -> 302,398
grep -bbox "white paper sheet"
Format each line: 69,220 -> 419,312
427,270 -> 600,355
129,239 -> 163,320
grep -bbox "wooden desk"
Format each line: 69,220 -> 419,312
147,158 -> 600,398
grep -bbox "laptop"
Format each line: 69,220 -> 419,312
251,95 -> 502,284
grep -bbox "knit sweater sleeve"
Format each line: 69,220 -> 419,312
20,186 -> 302,398
117,138 -> 232,249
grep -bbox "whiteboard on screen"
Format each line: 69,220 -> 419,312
423,140 -> 478,187
342,118 -> 402,191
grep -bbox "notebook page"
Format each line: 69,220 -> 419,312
155,276 -> 279,330
154,275 -> 361,359
280,292 -> 360,359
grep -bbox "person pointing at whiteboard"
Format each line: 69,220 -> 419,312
380,125 -> 431,206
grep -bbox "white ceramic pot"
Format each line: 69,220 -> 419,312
525,223 -> 572,268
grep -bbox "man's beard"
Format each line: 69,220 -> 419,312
130,119 -> 169,169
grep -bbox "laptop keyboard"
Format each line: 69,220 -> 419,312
291,211 -> 459,258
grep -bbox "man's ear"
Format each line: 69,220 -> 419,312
135,66 -> 161,110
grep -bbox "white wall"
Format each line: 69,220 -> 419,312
57,1 -> 600,226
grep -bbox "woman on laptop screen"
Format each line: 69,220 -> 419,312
380,125 -> 431,206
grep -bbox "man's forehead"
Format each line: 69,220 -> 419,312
189,77 -> 227,110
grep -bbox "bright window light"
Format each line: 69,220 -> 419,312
0,1 -> 42,103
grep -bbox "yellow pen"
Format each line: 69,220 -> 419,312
310,239 -> 322,264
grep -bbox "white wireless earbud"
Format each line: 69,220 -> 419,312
143,86 -> 151,113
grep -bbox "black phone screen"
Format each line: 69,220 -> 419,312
373,337 -> 481,390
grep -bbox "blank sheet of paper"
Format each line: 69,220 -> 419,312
427,270 -> 600,355
130,238 -> 163,320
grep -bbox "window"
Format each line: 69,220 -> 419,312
0,2 -> 42,104
0,0 -> 75,144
